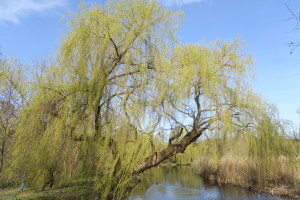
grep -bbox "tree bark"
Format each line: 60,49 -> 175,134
133,125 -> 209,175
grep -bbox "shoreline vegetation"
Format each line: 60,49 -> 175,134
161,161 -> 300,199
174,114 -> 300,199
159,162 -> 300,199
191,156 -> 300,199
0,163 -> 299,199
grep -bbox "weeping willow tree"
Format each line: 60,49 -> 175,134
10,0 -> 264,199
11,0 -> 182,198
190,102 -> 298,187
249,105 -> 298,185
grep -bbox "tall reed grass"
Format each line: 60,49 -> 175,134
192,153 -> 299,187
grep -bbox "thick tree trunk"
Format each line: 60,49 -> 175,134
134,127 -> 208,174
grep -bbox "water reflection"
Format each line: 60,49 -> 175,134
129,166 -> 281,200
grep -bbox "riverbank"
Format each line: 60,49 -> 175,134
192,155 -> 300,199
131,165 -> 284,200
201,176 -> 300,199
250,185 -> 300,199
160,161 -> 300,198
2,165 -> 297,200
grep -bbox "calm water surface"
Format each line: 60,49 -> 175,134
129,166 -> 282,200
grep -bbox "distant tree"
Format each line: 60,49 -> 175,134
0,56 -> 25,173
285,4 -> 300,121
286,4 -> 300,53
0,101 -> 15,173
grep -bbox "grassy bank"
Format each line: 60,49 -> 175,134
0,180 -> 95,200
192,154 -> 300,199
0,176 -> 141,200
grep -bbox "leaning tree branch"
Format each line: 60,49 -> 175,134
133,122 -> 212,175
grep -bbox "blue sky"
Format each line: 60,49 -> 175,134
0,0 -> 300,125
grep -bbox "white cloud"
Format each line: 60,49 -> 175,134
0,0 -> 67,23
161,0 -> 206,6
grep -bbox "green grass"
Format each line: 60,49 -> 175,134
0,180 -> 96,200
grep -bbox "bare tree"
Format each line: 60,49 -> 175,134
286,4 -> 300,53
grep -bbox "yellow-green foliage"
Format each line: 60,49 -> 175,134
9,0 -> 183,198
3,0 -> 288,199
191,105 -> 299,187
251,109 -> 298,185
0,56 -> 26,186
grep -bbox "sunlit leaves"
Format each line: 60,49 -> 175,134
6,0 -> 286,198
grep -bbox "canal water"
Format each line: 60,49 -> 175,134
129,166 -> 282,200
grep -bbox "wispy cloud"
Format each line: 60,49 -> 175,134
161,0 -> 206,7
0,0 -> 67,23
